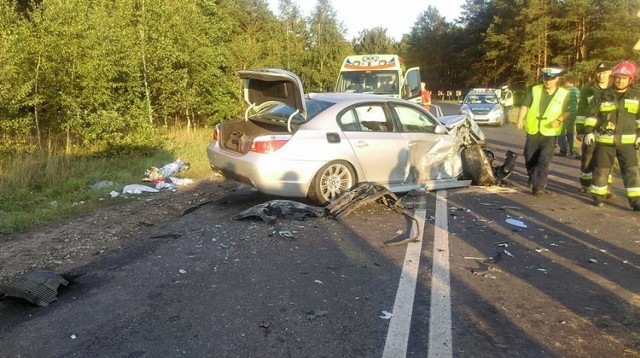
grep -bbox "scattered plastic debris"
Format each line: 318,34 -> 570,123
90,180 -> 113,190
505,218 -> 527,228
494,241 -> 509,247
503,250 -> 514,258
278,231 -> 295,240
379,310 -> 393,319
314,280 -> 323,284
122,184 -> 159,195
179,269 -> 187,274
306,309 -> 329,320
535,248 -> 549,253
109,191 -> 120,198
145,159 -> 188,183
70,334 -> 77,340
588,259 -> 598,264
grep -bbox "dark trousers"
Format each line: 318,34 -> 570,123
579,141 -> 596,187
557,114 -> 576,154
524,133 -> 557,190
591,144 -> 640,207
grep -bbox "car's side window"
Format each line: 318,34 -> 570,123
393,105 -> 436,133
337,109 -> 364,131
354,105 -> 391,132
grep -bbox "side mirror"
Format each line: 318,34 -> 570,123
434,124 -> 447,134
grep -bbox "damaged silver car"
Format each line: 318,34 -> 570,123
207,69 -> 502,205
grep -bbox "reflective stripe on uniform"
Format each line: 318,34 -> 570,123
584,117 -> 598,126
575,116 -> 586,125
607,174 -> 613,184
590,184 -> 608,195
627,187 -> 640,198
596,135 -> 614,144
621,134 -> 636,144
599,102 -> 616,111
636,119 -> 640,129
580,171 -> 592,180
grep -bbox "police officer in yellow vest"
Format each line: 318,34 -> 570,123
516,66 -> 570,196
583,61 -> 640,211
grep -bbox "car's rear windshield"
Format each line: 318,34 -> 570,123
250,99 -> 334,126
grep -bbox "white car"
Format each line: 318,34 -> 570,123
207,69 -> 490,204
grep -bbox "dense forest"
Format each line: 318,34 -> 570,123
1,0 -> 639,155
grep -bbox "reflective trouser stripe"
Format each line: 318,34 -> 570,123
628,187 -> 640,198
636,119 -> 640,129
580,171 -> 592,180
621,134 -> 637,144
591,184 -> 608,195
607,174 -> 613,184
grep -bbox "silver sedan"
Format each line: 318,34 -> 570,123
208,69 -> 486,204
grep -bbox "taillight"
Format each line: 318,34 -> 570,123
250,136 -> 290,153
213,127 -> 220,141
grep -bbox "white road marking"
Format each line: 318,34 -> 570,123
382,191 -> 453,358
428,190 -> 453,358
382,204 -> 427,358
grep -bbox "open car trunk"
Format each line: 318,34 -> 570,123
219,120 -> 291,154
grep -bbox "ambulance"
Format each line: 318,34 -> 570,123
335,54 -> 422,104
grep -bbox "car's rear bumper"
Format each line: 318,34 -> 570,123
207,141 -> 321,198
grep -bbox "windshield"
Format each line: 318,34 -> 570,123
336,70 -> 399,95
250,99 -> 334,126
464,94 -> 498,104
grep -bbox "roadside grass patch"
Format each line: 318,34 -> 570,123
0,128 -> 213,234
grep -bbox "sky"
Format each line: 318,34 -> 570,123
266,0 -> 466,41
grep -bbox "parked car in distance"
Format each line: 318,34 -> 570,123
459,88 -> 506,126
207,69 -> 489,204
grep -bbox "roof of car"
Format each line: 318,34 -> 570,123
307,93 -> 423,109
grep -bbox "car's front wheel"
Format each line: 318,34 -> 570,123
308,161 -> 356,205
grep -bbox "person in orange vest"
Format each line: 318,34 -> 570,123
583,60 -> 640,210
421,82 -> 432,112
516,66 -> 570,196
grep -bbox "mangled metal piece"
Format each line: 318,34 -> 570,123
0,269 -> 69,306
325,183 -> 420,246
325,182 -> 399,219
236,199 -> 324,224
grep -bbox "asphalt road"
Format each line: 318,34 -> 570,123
0,101 -> 638,357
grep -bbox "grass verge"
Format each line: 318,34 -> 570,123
0,127 -> 214,235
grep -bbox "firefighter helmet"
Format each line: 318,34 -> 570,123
611,61 -> 636,83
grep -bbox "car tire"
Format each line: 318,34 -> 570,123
461,144 -> 498,186
308,161 -> 356,205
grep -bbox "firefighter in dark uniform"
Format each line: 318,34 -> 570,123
516,66 -> 570,196
575,62 -> 612,193
583,61 -> 640,210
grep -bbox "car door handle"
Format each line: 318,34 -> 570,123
354,141 -> 369,148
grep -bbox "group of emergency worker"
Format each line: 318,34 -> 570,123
516,60 -> 640,212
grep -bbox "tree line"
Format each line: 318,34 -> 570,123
406,0 -> 640,96
1,0 -> 638,155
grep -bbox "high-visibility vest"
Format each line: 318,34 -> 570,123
525,85 -> 569,136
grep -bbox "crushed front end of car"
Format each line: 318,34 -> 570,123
438,114 -> 516,186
